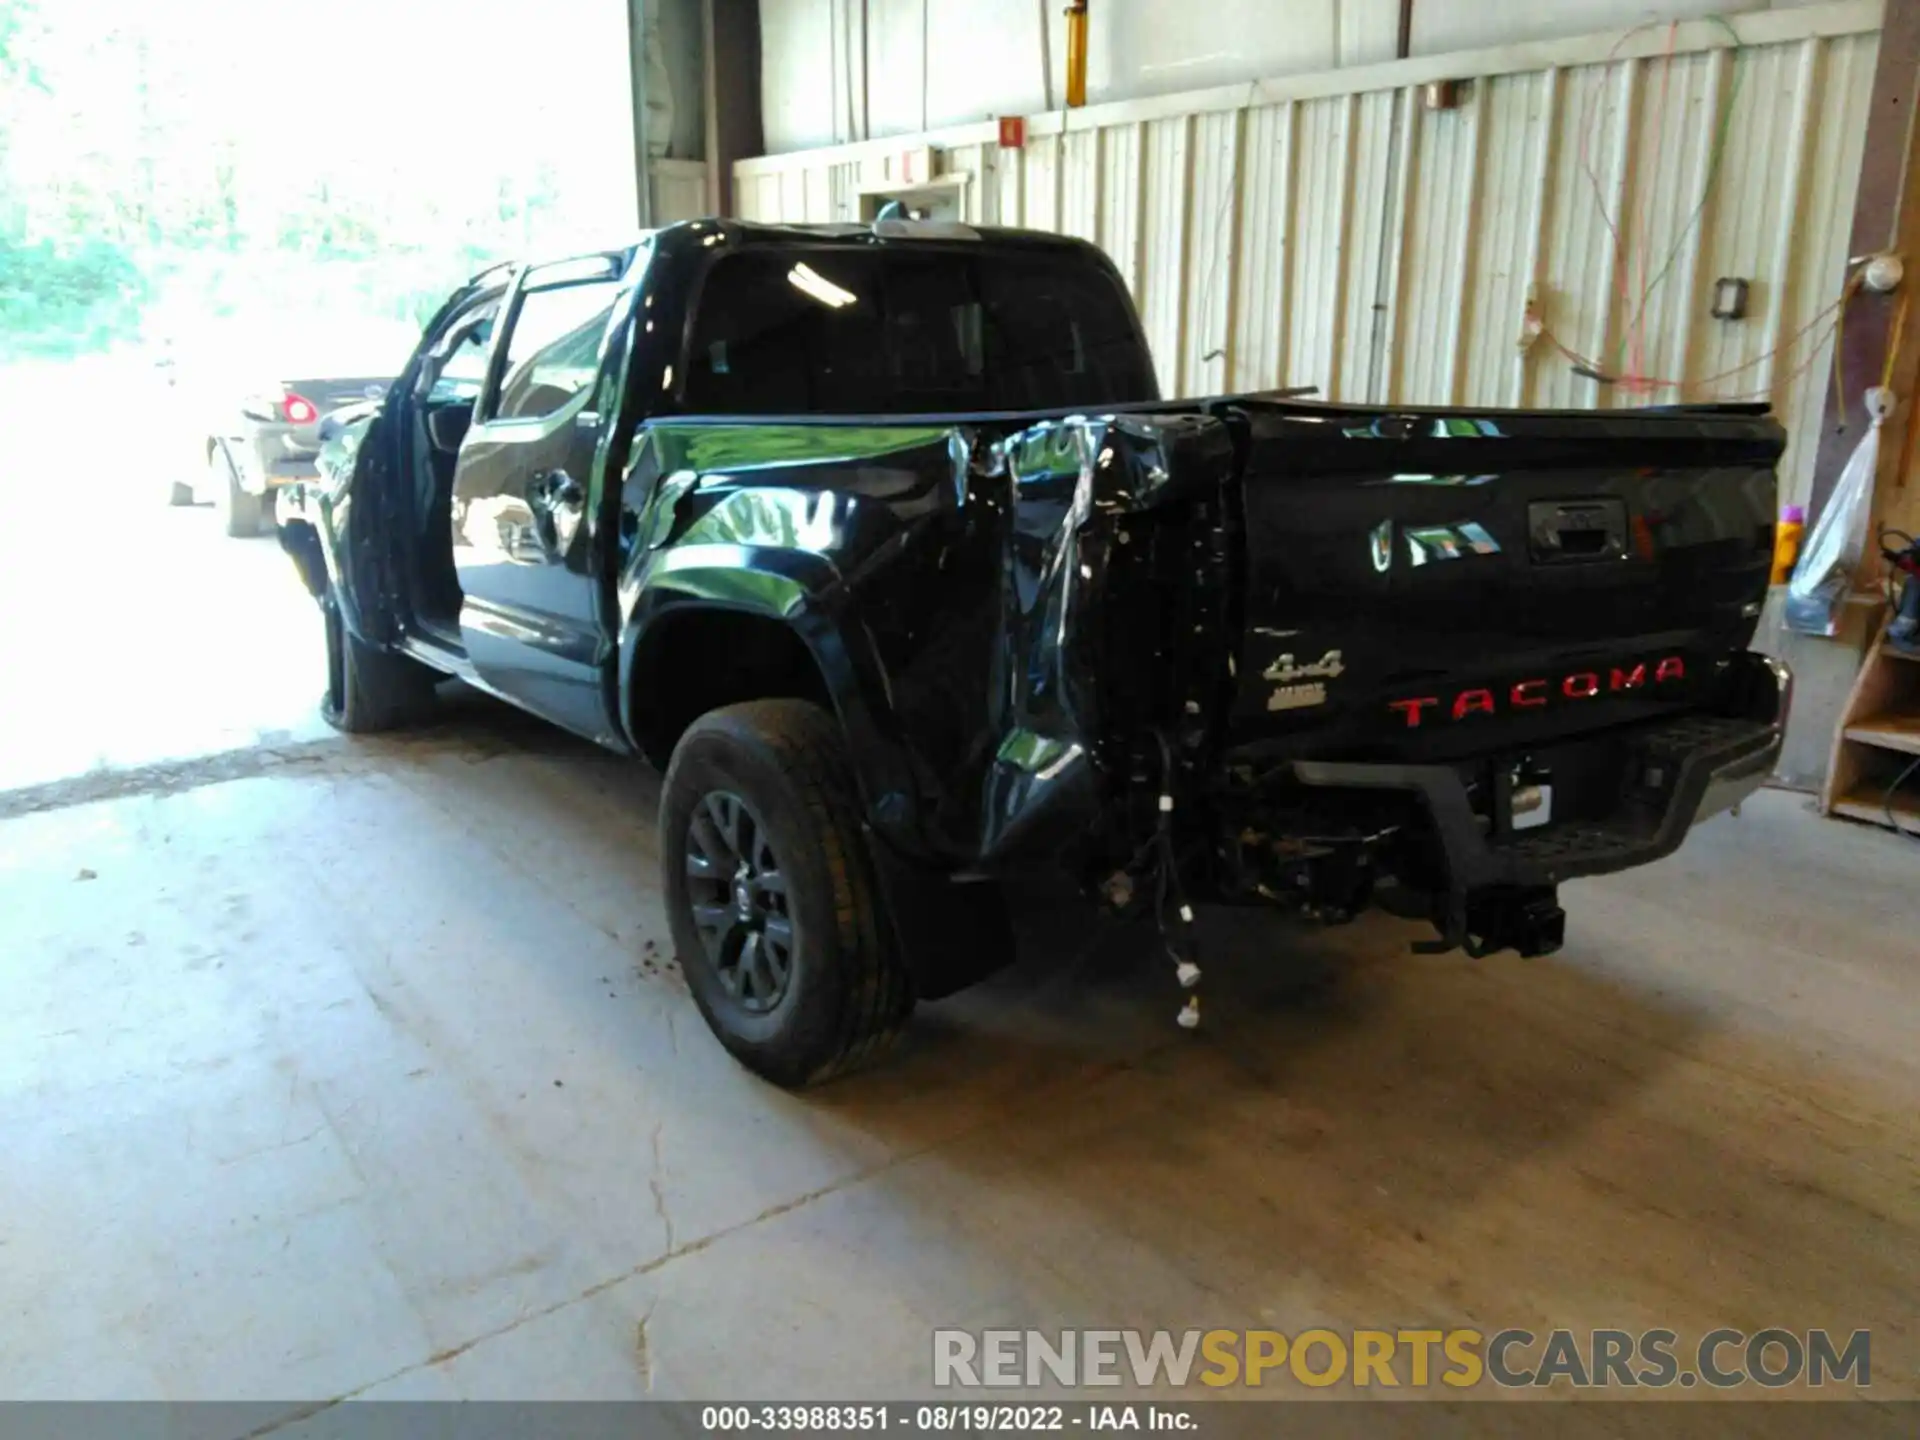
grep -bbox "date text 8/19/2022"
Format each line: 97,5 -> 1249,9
698,1404 -> 1199,1431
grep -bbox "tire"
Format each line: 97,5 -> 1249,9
662,700 -> 913,1087
167,480 -> 195,506
210,441 -> 264,538
319,598 -> 439,734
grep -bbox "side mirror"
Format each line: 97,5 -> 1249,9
426,404 -> 472,455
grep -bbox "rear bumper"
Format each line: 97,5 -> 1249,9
275,483 -> 316,530
1279,652 -> 1789,947
261,456 -> 320,488
228,424 -> 320,495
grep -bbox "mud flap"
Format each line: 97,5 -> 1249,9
864,831 -> 1015,1001
279,521 -> 330,599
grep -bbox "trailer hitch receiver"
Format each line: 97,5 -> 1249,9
1463,887 -> 1566,958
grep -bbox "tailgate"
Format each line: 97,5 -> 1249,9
1227,402 -> 1783,760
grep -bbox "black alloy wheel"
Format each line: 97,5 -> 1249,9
660,699 -> 914,1086
684,790 -> 795,1014
317,594 -> 439,733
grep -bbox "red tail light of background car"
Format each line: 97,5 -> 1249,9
282,393 -> 319,425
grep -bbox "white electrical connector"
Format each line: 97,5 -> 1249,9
1865,254 -> 1905,294
1175,959 -> 1202,989
1178,903 -> 1194,924
1158,794 -> 1174,812
1176,996 -> 1201,1029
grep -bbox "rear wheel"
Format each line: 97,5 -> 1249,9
319,599 -> 439,733
663,700 -> 913,1087
210,441 -> 264,538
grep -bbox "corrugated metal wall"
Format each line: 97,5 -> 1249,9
651,159 -> 712,224
733,0 -> 1881,511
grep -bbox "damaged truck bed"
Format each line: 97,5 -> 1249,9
279,219 -> 1790,1086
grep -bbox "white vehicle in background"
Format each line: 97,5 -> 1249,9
155,315 -> 420,536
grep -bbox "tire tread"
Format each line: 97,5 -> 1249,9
323,605 -> 438,734
666,700 -> 912,1086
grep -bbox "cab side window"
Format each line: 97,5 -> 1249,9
491,279 -> 622,421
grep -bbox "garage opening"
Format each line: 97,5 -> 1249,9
0,0 -> 638,790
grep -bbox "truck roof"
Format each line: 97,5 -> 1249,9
668,217 -> 1107,257
460,219 -> 1106,292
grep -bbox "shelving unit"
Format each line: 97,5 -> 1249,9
1822,619 -> 1920,833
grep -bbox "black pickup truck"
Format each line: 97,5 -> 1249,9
279,218 -> 1790,1086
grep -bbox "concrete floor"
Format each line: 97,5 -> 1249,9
2,672 -> 1916,1405
0,389 -> 1914,1410
0,357 -> 328,795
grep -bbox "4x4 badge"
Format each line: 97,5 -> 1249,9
1263,649 -> 1345,684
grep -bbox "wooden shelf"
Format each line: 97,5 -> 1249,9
1843,712 -> 1920,755
1821,611 -> 1920,830
1831,783 -> 1920,831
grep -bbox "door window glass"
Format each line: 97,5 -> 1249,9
425,307 -> 498,403
493,280 -> 621,420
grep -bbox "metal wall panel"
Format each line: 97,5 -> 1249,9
1060,129 -> 1101,242
1230,101 -> 1296,396
1024,133 -> 1063,234
1341,88 -> 1401,403
650,160 -> 712,224
1098,123 -> 1144,297
1183,110 -> 1243,400
733,2 -> 1881,508
1138,116 -> 1193,392
1290,94 -> 1355,399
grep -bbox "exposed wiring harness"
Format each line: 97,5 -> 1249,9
1542,13 -> 1868,406
1880,526 -> 1918,608
1871,526 -> 1920,842
1126,730 -> 1203,1029
1883,755 -> 1920,844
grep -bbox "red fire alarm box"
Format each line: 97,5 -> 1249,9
997,116 -> 1027,149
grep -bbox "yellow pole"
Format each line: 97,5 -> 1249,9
1065,0 -> 1088,109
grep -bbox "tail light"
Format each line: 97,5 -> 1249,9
282,393 -> 319,425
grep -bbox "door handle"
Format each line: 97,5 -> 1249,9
527,470 -> 587,560
1527,498 -> 1628,564
545,471 -> 585,508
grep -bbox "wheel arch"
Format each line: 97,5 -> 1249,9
619,567 -> 927,857
626,583 -> 1016,1006
625,604 -> 835,769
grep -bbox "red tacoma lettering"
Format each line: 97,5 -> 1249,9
1389,697 -> 1439,728
1511,679 -> 1548,707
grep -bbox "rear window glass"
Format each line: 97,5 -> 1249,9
682,247 -> 1155,415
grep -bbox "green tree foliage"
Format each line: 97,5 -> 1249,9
1,0 -> 144,357
0,233 -> 148,358
1,0 -> 145,357
1,0 -> 628,363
